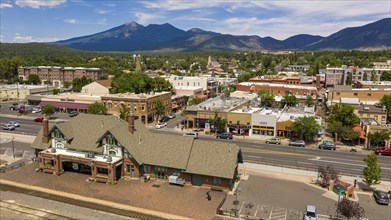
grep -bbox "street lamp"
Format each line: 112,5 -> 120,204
334,184 -> 343,220
315,157 -> 321,183
11,137 -> 15,158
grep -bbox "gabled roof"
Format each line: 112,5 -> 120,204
185,141 -> 241,179
32,114 -> 241,179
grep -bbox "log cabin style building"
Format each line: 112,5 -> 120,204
32,114 -> 242,190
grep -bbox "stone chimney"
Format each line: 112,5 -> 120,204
42,114 -> 49,143
128,113 -> 135,134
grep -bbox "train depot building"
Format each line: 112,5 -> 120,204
32,114 -> 242,190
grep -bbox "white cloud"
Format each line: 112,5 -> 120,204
95,8 -> 111,14
96,18 -> 107,25
0,35 -> 4,42
103,3 -> 116,7
12,34 -> 63,43
0,3 -> 12,8
64,18 -> 77,24
142,0 -> 222,11
15,0 -> 66,9
135,12 -> 164,24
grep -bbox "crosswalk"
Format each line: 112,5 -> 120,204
269,207 -> 287,220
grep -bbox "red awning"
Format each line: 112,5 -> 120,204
353,124 -> 366,139
40,101 -> 90,109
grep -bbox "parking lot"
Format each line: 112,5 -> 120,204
220,172 -> 390,220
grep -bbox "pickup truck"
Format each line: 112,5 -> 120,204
168,175 -> 185,187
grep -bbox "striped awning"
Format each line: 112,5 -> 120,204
40,101 -> 90,109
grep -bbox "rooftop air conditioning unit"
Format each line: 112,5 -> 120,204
50,148 -> 56,153
363,107 -> 370,111
106,156 -> 112,162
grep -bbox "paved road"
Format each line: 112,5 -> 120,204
2,115 -> 390,181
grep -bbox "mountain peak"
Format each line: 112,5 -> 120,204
124,21 -> 143,29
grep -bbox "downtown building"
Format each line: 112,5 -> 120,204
18,66 -> 108,87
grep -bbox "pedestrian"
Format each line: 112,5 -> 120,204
206,190 -> 211,201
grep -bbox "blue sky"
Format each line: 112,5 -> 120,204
1,0 -> 390,43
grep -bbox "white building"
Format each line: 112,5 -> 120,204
166,76 -> 217,91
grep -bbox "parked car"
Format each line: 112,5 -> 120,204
155,122 -> 167,129
31,108 -> 41,113
1,124 -> 15,130
180,119 -> 187,125
183,132 -> 199,139
10,106 -> 18,111
375,148 -> 391,156
303,205 -> 317,220
216,132 -> 233,139
159,116 -> 170,123
34,117 -> 44,122
68,111 -> 79,117
373,190 -> 390,205
18,109 -> 26,114
265,137 -> 281,145
318,143 -> 336,150
289,140 -> 305,147
7,121 -> 20,127
168,113 -> 176,119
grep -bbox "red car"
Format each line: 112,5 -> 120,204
375,148 -> 391,156
34,117 -> 44,123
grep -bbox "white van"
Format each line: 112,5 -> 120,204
183,132 -> 199,139
303,205 -> 317,220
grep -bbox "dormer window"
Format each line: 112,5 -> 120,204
51,128 -> 64,139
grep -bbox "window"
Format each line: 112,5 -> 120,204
143,165 -> 151,173
374,116 -> 378,121
382,116 -> 386,121
114,102 -> 117,109
134,103 -> 137,110
336,92 -> 340,95
141,104 -> 145,111
213,177 -> 222,185
51,128 -> 64,139
353,93 -> 358,96
367,93 -> 371,97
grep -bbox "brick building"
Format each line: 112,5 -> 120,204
249,76 -> 315,86
32,114 -> 242,190
18,66 -> 108,87
101,92 -> 172,124
236,82 -> 317,97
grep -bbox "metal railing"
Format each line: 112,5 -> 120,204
0,161 -> 26,173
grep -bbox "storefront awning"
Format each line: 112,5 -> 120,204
40,101 -> 90,109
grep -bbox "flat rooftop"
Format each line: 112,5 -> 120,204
239,82 -> 317,90
102,92 -> 170,100
231,107 -> 262,114
187,96 -> 249,112
0,84 -> 53,89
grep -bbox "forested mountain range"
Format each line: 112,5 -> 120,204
52,18 -> 390,52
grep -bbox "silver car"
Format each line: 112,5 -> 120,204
8,121 -> 20,127
1,124 -> 15,130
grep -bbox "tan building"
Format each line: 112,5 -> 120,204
0,84 -> 55,101
227,108 -> 262,136
249,75 -> 315,86
360,119 -> 391,149
32,114 -> 242,190
101,92 -> 171,124
81,82 -> 110,95
354,106 -> 388,125
173,86 -> 203,97
328,85 -> 391,106
38,93 -> 102,113
18,66 -> 108,87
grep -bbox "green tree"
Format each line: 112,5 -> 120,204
337,198 -> 365,219
119,104 -> 130,120
52,88 -> 60,95
380,71 -> 391,81
188,97 -> 202,106
42,104 -> 55,118
155,99 -> 165,121
27,74 -> 41,85
291,116 -> 321,141
345,72 -> 352,85
370,70 -> 377,81
318,165 -> 339,188
327,104 -> 360,141
305,95 -> 314,107
258,90 -> 275,107
340,126 -> 359,144
367,130 -> 390,148
64,82 -> 71,88
281,95 -> 298,107
363,72 -> 368,81
362,153 -> 381,187
87,102 -> 107,115
380,95 -> 391,123
72,76 -> 92,92
209,113 -> 227,133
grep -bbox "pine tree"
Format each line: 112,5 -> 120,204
362,153 -> 381,187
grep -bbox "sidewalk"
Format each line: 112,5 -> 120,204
239,162 -> 391,192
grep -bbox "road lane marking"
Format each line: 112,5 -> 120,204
254,204 -> 260,217
308,158 -> 391,170
297,162 -> 312,165
241,147 -> 391,167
